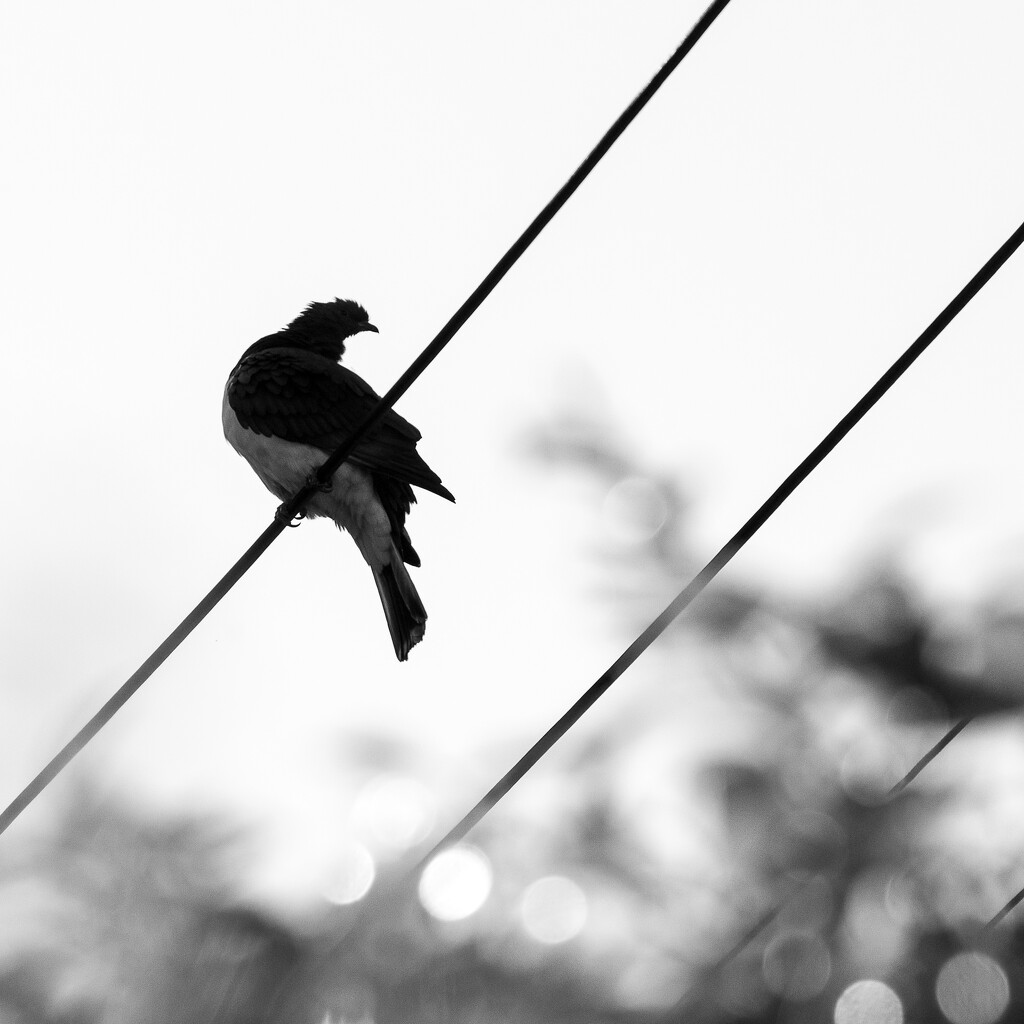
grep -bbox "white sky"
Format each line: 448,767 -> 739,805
2,0 -> 1023,897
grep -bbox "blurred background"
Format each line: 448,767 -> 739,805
3,0 -> 1024,1021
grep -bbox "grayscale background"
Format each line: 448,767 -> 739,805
2,2 -> 1023,1021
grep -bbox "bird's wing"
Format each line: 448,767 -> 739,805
227,348 -> 454,501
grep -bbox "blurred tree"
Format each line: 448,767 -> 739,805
2,404 -> 1024,1023
0,793 -> 298,1024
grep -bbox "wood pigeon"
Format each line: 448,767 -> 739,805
223,298 -> 454,660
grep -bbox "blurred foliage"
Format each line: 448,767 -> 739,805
4,406 -> 1024,1022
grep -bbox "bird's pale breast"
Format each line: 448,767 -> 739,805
222,388 -> 393,568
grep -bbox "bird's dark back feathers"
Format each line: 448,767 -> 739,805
227,347 -> 455,503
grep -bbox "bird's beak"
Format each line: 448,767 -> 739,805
359,322 -> 379,334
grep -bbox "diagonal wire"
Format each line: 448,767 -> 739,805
288,0 -> 735,508
670,717 -> 979,1011
888,716 -> 972,798
671,881 -> 803,1014
0,0 -> 735,839
668,706 -> 986,998
988,887 -> 1024,930
414,215 -> 1024,869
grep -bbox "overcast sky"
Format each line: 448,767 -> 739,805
2,0 -> 1023,899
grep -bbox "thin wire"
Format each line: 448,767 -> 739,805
988,887 -> 1024,930
672,883 -> 800,1013
415,215 -> 1024,869
666,665 -> 992,989
673,712 -> 973,1005
0,0 -> 734,839
669,719 -> 980,1010
888,717 -> 972,798
279,0 -> 736,518
0,521 -> 287,836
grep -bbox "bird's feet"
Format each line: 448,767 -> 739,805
275,505 -> 305,527
274,473 -> 332,527
274,473 -> 333,526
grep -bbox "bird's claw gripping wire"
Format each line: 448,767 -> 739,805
275,505 -> 305,527
274,472 -> 334,526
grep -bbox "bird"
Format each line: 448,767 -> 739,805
223,298 -> 454,660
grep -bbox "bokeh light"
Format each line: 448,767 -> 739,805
762,931 -> 832,1001
322,982 -> 376,1024
324,840 -> 375,905
350,774 -> 436,854
520,875 -> 588,944
834,979 -> 904,1024
935,952 -> 1010,1024
418,845 -> 492,922
602,476 -> 669,544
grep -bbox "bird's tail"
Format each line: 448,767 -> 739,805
372,545 -> 428,661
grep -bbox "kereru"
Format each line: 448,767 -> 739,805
223,298 -> 454,660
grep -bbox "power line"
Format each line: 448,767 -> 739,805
988,887 -> 1024,930
672,883 -> 802,1014
673,714 -> 976,1007
672,713 -> 991,1009
282,0 -> 735,513
0,0 -> 735,839
675,715 -> 1011,1003
416,215 -> 1024,867
888,717 -> 972,798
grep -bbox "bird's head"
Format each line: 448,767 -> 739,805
280,298 -> 379,360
